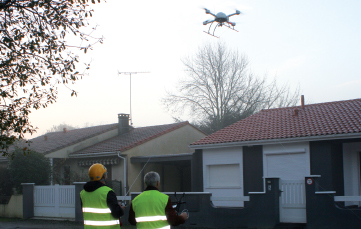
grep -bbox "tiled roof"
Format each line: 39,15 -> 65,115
26,123 -> 118,154
69,122 -> 189,156
191,98 -> 361,146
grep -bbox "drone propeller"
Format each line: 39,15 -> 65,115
203,19 -> 215,25
228,9 -> 242,17
202,7 -> 216,17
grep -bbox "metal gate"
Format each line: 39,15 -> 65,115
34,184 -> 75,218
279,180 -> 306,223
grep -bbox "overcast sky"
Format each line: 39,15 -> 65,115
26,0 -> 361,139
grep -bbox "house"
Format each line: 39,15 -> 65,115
188,98 -> 361,229
3,114 -> 206,195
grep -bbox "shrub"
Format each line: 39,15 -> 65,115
8,149 -> 51,193
0,167 -> 13,203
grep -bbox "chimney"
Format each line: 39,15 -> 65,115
293,108 -> 299,116
63,128 -> 67,133
301,95 -> 305,109
118,113 -> 130,135
44,135 -> 48,141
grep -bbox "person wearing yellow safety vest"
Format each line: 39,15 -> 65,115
128,171 -> 188,228
80,163 -> 125,229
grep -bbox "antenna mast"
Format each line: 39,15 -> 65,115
117,71 -> 150,125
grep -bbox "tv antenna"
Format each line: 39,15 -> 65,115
117,71 -> 150,125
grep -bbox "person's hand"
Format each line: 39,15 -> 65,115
119,203 -> 126,211
180,212 -> 188,221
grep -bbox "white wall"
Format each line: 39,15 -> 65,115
0,195 -> 23,218
203,147 -> 243,207
112,159 -> 125,195
126,124 -> 206,192
343,142 -> 361,206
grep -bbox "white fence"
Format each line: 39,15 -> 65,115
33,184 -> 133,219
34,184 -> 75,218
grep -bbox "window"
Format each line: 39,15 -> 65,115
207,164 -> 241,188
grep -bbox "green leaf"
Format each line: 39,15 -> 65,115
0,0 -> 103,153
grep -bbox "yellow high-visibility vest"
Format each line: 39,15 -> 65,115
132,190 -> 170,229
80,186 -> 120,229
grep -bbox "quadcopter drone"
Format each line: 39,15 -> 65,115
203,8 -> 241,38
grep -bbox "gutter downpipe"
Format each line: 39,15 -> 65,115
50,158 -> 53,185
117,152 -> 127,197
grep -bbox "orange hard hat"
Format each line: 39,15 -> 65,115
88,163 -> 107,181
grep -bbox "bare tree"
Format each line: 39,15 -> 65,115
46,123 -> 77,133
163,42 -> 300,134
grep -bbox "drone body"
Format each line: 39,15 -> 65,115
203,8 -> 241,37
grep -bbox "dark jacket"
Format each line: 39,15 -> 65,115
82,181 -> 124,218
128,186 -> 185,226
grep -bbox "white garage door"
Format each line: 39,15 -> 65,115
265,153 -> 308,180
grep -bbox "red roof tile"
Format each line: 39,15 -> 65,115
27,123 -> 118,154
191,98 -> 361,146
1,122 -> 195,160
69,122 -> 189,156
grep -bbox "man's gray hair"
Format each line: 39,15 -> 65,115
144,171 -> 160,187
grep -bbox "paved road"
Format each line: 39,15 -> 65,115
0,218 -> 141,229
0,218 -> 214,229
0,218 -> 84,229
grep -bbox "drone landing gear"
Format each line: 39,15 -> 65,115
225,24 -> 239,32
203,31 -> 219,38
203,22 -> 220,38
204,22 -> 238,38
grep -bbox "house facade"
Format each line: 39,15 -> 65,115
189,98 -> 361,228
65,114 -> 206,194
5,114 -> 206,195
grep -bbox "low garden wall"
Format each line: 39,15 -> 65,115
0,195 -> 23,218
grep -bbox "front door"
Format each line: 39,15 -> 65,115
265,152 -> 308,223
